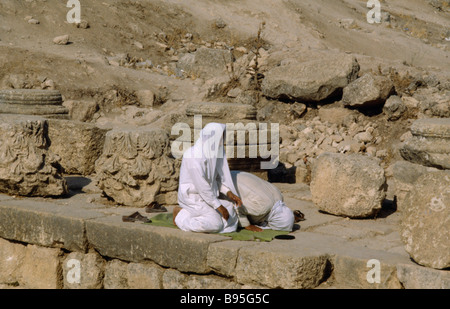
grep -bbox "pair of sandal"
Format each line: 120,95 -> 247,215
122,202 -> 168,223
294,210 -> 305,223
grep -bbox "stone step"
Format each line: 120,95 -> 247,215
186,102 -> 257,120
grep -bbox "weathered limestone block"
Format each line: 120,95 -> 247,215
104,259 -> 128,289
0,238 -> 27,285
0,89 -> 69,119
397,263 -> 450,289
342,73 -> 395,109
207,241 -> 247,278
234,242 -> 329,289
333,255 -> 402,289
95,127 -> 179,207
261,53 -> 359,102
400,170 -> 450,269
400,118 -> 450,169
383,95 -> 406,121
19,245 -> 62,289
127,262 -> 164,289
310,153 -> 386,218
391,160 -> 439,211
48,119 -> 108,175
63,251 -> 105,289
185,274 -> 241,289
0,115 -> 68,197
162,268 -> 188,289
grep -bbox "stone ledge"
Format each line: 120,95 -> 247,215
0,193 -> 448,289
85,216 -> 226,274
0,199 -> 104,252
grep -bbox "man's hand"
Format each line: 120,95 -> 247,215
217,205 -> 229,220
227,191 -> 243,207
245,225 -> 263,232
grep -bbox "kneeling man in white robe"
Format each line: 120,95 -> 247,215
173,123 -> 243,234
230,171 -> 300,232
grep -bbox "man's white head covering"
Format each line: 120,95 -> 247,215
187,123 -> 238,197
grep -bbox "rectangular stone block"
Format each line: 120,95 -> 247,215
19,244 -> 63,289
0,238 -> 27,285
127,262 -> 164,289
332,254 -> 404,289
63,251 -> 105,289
48,119 -> 108,175
86,216 -> 226,274
104,259 -> 128,289
0,200 -> 103,252
235,241 -> 329,289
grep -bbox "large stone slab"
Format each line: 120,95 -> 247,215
85,216 -> 226,274
310,153 -> 386,218
261,53 -> 359,102
48,119 -> 108,175
234,241 -> 329,289
0,115 -> 68,197
400,170 -> 450,269
0,199 -> 103,252
95,127 -> 179,207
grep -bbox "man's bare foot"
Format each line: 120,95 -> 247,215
244,225 -> 263,232
173,206 -> 182,226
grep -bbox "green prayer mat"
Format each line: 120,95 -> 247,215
146,213 -> 290,242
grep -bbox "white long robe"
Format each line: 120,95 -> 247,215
175,123 -> 239,233
231,171 -> 295,231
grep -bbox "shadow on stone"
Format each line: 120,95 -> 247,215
65,176 -> 92,193
377,197 -> 397,219
268,162 -> 296,183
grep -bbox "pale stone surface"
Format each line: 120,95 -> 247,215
343,73 -> 395,108
19,245 -> 62,289
95,127 -> 179,207
207,241 -> 250,277
400,170 -> 450,269
262,53 -> 359,102
104,259 -> 128,289
397,263 -> 450,289
400,118 -> 450,169
177,47 -> 233,78
0,115 -> 68,197
48,119 -> 108,175
186,102 -> 257,120
383,95 -> 406,121
136,90 -> 155,107
63,99 -> 99,122
186,274 -> 241,289
235,242 -> 329,289
310,153 -> 386,218
0,199 -> 103,252
127,262 -> 164,289
162,268 -> 188,289
332,255 -> 403,289
391,160 -> 439,211
0,238 -> 26,285
85,216 -> 226,274
63,251 -> 105,289
53,34 -> 70,45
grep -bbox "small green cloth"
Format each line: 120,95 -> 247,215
147,213 -> 290,242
